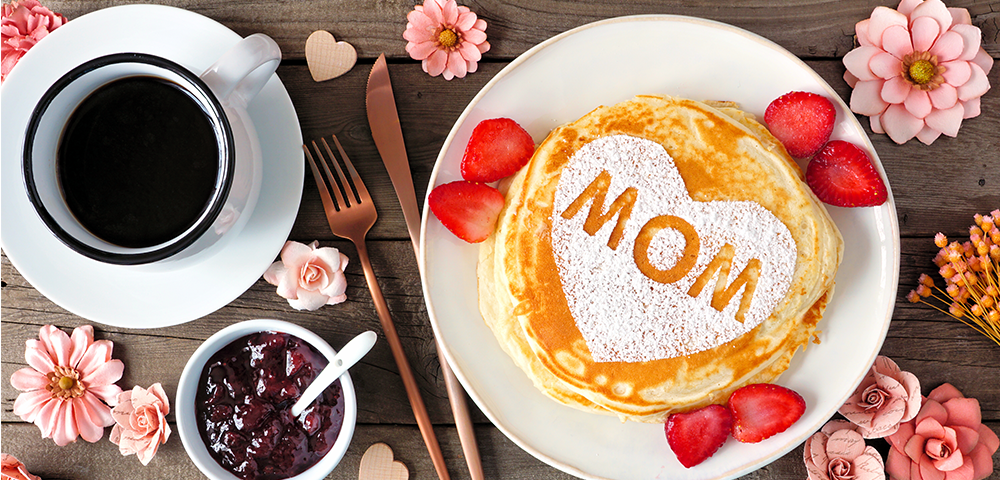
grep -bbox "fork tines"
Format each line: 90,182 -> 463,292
303,135 -> 368,211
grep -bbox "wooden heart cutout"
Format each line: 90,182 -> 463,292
358,443 -> 409,480
550,134 -> 797,363
304,30 -> 357,82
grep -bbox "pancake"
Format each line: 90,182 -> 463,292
477,94 -> 843,423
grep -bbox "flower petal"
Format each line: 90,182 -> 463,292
870,51 -> 903,79
440,0 -> 458,26
50,401 -> 79,446
856,18 -> 875,47
263,261 -> 285,286
68,325 -> 95,368
912,0 -> 954,32
88,384 -> 124,406
870,113 -> 885,134
869,7 -> 908,50
881,24 -> 914,59
287,290 -> 332,311
941,397 -> 982,430
948,7 -> 972,26
916,125 -> 943,144
854,448 -> 886,480
941,60 -> 972,87
881,103 -> 924,144
458,40 -> 482,62
956,63 -> 989,101
73,397 -> 105,443
422,0 -> 444,24
45,325 -> 73,367
919,454 -> 947,480
81,391 -> 115,427
928,383 -> 964,404
13,390 -> 51,422
462,27 -> 487,46
828,429 -> 866,460
455,10 -> 476,31
910,15 -> 941,53
844,46 -> 883,81
851,80 -> 890,115
882,76 -> 913,104
406,9 -> 435,34
952,425 -> 980,454
887,447 -> 913,480
971,49 -> 993,76
897,0 -> 922,16
81,358 -> 124,387
23,340 -> 55,373
948,24 -> 981,61
904,89 -> 933,118
425,48 -> 448,77
924,103 -> 965,137
960,97 -> 980,119
279,240 -> 314,268
930,31 -> 965,63
10,367 -> 48,391
76,340 -> 113,377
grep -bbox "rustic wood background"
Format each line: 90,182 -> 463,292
2,0 -> 999,479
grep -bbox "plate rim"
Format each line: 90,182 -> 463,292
419,13 -> 900,480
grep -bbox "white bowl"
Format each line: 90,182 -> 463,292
176,319 -> 357,480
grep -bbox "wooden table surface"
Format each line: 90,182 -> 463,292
2,1 -> 998,479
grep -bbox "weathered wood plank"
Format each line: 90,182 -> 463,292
37,0 -> 1000,60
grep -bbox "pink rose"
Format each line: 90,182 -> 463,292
805,420 -> 886,480
886,383 -> 1000,480
264,240 -> 349,311
109,383 -> 171,466
1,0 -> 66,82
840,356 -> 922,438
0,454 -> 40,480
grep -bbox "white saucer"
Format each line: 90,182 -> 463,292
0,5 -> 304,328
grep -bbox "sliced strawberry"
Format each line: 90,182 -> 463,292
665,404 -> 733,468
728,383 -> 806,443
428,180 -> 505,243
764,91 -> 836,158
806,140 -> 888,207
460,118 -> 535,183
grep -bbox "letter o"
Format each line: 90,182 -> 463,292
633,215 -> 700,284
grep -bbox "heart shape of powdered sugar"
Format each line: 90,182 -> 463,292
550,134 -> 796,363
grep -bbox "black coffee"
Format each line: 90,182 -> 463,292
57,76 -> 221,248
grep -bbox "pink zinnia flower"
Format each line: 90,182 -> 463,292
403,0 -> 490,80
886,383 -> 999,480
843,0 -> 993,145
1,0 -> 67,82
9,325 -> 124,446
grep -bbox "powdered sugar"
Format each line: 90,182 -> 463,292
550,135 -> 796,363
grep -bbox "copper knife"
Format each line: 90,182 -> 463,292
366,53 -> 484,480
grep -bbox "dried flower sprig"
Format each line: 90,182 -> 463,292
907,209 -> 1000,345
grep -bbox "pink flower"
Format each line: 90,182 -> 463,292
805,420 -> 886,480
1,454 -> 41,480
9,325 -> 124,446
403,0 -> 490,80
843,0 -> 993,144
840,356 -> 922,438
886,383 -> 1000,480
264,240 -> 349,310
1,0 -> 66,82
110,383 -> 171,466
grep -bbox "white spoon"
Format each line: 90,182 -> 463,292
292,330 -> 377,417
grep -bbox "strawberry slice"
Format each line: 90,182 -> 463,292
665,404 -> 733,468
428,180 -> 505,243
806,140 -> 888,208
460,118 -> 535,183
764,91 -> 836,158
728,383 -> 806,443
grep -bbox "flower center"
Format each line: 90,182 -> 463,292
828,457 -> 854,480
860,384 -> 887,410
438,28 -> 459,49
46,365 -> 85,399
901,51 -> 946,91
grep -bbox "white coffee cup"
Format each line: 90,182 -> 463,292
23,33 -> 280,267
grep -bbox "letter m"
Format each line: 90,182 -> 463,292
560,170 -> 637,250
686,244 -> 762,323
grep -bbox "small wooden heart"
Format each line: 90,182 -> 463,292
358,443 -> 409,480
304,30 -> 357,82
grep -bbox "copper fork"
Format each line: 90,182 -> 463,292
303,135 -> 450,479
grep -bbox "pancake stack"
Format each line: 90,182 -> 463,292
477,95 -> 843,423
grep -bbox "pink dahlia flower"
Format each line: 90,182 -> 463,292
805,420 -> 886,480
110,383 -> 171,465
264,240 -> 349,310
843,0 -> 993,145
840,355 -> 922,438
403,0 -> 490,80
9,325 -> 124,446
886,383 -> 999,480
1,0 -> 66,82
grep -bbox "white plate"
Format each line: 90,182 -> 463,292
420,15 -> 899,480
0,5 -> 303,328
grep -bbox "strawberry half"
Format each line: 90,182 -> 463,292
764,91 -> 836,158
665,404 -> 733,468
460,118 -> 535,183
728,383 -> 806,443
428,180 -> 505,243
806,140 -> 888,208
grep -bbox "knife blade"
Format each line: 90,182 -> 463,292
366,53 -> 484,480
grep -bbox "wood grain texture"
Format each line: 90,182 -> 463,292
2,0 -> 1000,478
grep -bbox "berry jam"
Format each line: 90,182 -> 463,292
195,332 -> 345,480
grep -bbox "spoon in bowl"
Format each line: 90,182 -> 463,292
291,330 -> 377,417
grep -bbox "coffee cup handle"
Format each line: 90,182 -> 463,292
200,33 -> 281,108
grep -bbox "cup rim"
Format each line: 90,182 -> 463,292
22,52 -> 236,265
175,319 -> 358,480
